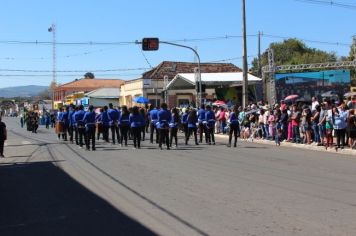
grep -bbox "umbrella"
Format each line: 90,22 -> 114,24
212,100 -> 226,106
133,96 -> 149,104
344,92 -> 356,98
284,94 -> 299,101
321,91 -> 338,98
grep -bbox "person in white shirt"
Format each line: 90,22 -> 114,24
311,97 -> 319,112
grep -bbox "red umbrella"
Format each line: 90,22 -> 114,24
212,100 -> 226,106
284,94 -> 299,101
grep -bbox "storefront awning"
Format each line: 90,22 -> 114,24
166,72 -> 262,90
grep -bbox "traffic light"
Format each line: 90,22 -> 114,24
142,38 -> 159,51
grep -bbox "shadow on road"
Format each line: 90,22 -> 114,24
0,161 -> 157,236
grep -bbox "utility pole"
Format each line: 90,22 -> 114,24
48,24 -> 56,85
258,31 -> 262,78
353,35 -> 356,61
242,0 -> 249,108
164,75 -> 169,106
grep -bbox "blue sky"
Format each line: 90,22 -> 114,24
0,0 -> 355,88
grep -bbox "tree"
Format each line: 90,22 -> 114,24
251,38 -> 337,74
84,72 -> 95,79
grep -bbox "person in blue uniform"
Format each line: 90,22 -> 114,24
119,106 -> 130,147
107,103 -> 120,144
186,109 -> 198,145
74,105 -> 86,147
181,108 -> 189,142
228,106 -> 240,147
57,107 -> 65,140
205,105 -> 216,145
139,108 -> 147,141
149,105 -> 159,144
62,106 -> 70,141
157,103 -> 172,150
68,105 -> 75,143
71,106 -> 79,145
83,105 -> 96,151
197,104 -> 207,143
96,108 -> 103,140
129,106 -> 144,149
169,107 -> 180,148
101,106 -> 110,142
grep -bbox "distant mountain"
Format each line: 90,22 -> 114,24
0,85 -> 48,98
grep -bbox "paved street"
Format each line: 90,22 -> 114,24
1,117 -> 356,236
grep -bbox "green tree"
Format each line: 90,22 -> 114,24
251,38 -> 337,75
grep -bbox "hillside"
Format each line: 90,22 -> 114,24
0,85 -> 48,98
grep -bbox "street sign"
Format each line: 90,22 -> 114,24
142,38 -> 159,51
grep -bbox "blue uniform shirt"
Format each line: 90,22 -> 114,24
129,114 -> 143,128
68,110 -> 75,126
157,109 -> 172,129
188,114 -> 198,128
62,111 -> 69,125
140,114 -> 146,127
101,111 -> 110,126
205,110 -> 216,128
57,112 -> 64,122
119,113 -> 130,126
107,108 -> 120,125
197,109 -> 206,123
149,109 -> 159,122
182,113 -> 189,124
83,111 -> 96,126
74,110 -> 86,126
229,112 -> 239,125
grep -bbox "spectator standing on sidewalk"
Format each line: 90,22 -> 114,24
0,116 -> 7,157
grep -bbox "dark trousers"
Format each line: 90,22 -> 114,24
141,126 -> 146,141
292,125 -> 300,143
110,125 -> 120,144
85,125 -> 96,150
229,124 -> 239,146
78,127 -> 86,147
170,127 -> 178,147
159,128 -> 170,149
69,125 -> 74,142
103,125 -> 109,142
186,127 -> 198,145
183,124 -> 188,141
74,127 -> 79,145
120,126 -> 129,146
206,126 -> 216,144
0,139 -> 4,155
150,123 -> 159,143
132,127 -> 141,148
335,129 -> 346,148
198,123 -> 207,143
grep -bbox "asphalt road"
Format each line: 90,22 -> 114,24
1,117 -> 356,236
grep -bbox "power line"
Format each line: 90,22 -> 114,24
294,0 -> 356,10
0,67 -> 149,73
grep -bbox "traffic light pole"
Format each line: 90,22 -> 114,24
160,41 -> 202,108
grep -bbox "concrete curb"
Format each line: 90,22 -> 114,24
215,133 -> 356,156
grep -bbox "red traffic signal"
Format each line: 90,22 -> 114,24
142,38 -> 159,51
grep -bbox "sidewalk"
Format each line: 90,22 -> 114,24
216,133 -> 356,157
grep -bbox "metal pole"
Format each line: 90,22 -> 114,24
164,75 -> 168,106
353,36 -> 356,61
155,79 -> 158,107
160,41 -> 202,108
242,0 -> 249,108
258,31 -> 262,78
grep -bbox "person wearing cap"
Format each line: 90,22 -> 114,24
205,105 -> 216,145
157,103 -> 171,150
107,103 -> 120,145
83,105 -> 96,151
197,104 -> 207,143
74,105 -> 86,148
